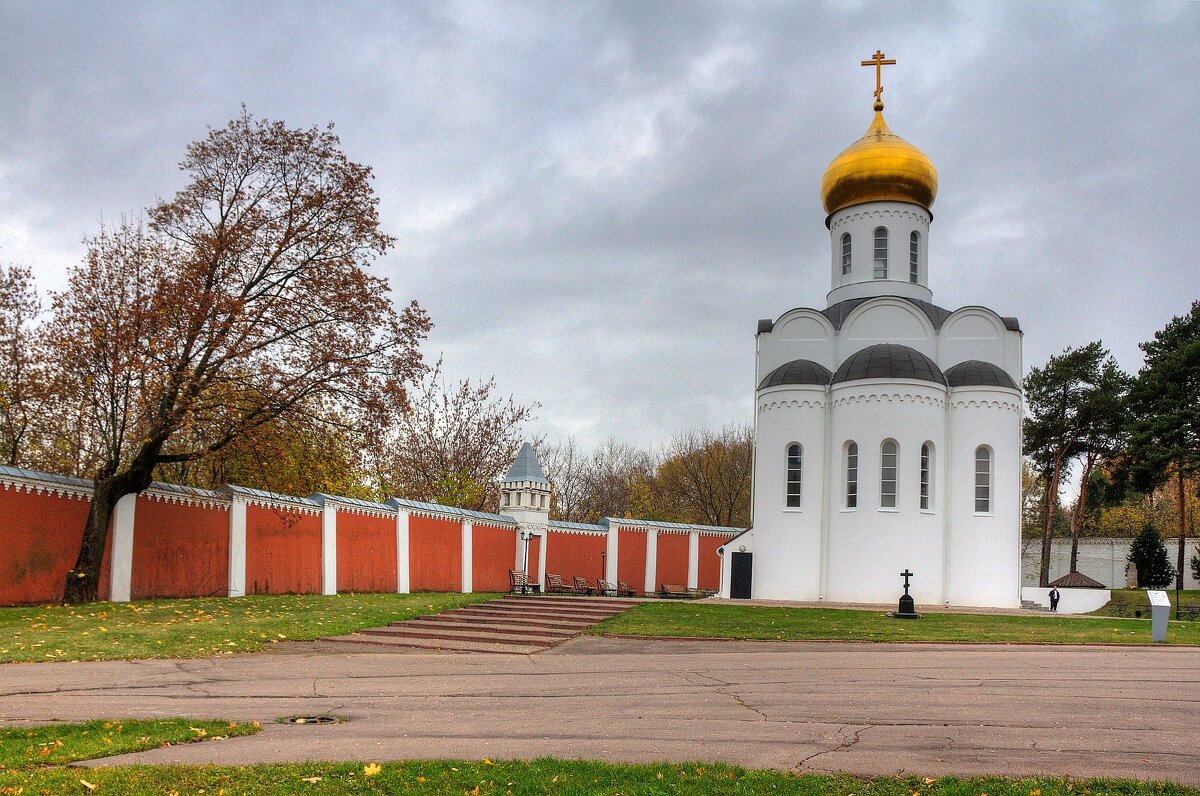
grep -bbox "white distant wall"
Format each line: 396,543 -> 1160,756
1021,537 -> 1200,589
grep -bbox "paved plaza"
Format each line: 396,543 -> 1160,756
2,636 -> 1197,784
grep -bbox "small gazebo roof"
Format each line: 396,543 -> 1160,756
1049,570 -> 1106,589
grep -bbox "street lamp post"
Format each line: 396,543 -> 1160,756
519,529 -> 533,594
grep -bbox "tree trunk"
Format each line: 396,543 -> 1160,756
1070,456 -> 1094,573
1039,461 -> 1062,588
1177,470 -> 1187,592
62,464 -> 155,604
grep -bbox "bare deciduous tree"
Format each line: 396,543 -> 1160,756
0,263 -> 45,467
370,358 -> 535,511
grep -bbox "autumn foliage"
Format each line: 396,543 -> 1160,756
35,111 -> 429,602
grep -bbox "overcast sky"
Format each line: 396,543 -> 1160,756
2,1 -> 1198,451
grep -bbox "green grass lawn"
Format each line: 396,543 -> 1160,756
592,602 -> 1200,645
0,592 -> 494,664
0,718 -> 260,770
1,757 -> 1195,795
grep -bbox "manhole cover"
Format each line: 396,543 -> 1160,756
278,715 -> 343,725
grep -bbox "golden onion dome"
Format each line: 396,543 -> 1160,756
820,101 -> 938,217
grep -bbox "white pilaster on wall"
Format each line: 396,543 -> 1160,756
687,531 -> 700,590
228,497 -> 247,597
396,510 -> 410,594
109,492 -> 137,603
461,521 -> 473,593
536,529 -> 547,588
514,529 -> 525,573
321,502 -> 337,596
644,529 -> 658,595
605,526 -> 619,584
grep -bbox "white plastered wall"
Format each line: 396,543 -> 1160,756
824,379 -> 948,604
939,308 -> 1022,386
750,384 -> 827,600
945,386 -> 1023,608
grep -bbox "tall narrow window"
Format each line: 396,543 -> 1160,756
880,440 -> 898,508
909,231 -> 920,283
975,446 -> 992,513
841,233 -> 852,276
786,444 -> 802,508
845,442 -> 858,508
873,227 -> 888,279
919,443 -> 932,510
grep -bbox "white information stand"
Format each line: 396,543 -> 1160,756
1147,590 -> 1170,643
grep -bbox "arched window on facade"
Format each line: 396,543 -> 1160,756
873,227 -> 888,279
974,446 -> 992,513
880,440 -> 898,508
919,442 -> 932,510
845,442 -> 859,508
909,231 -> 920,283
841,233 -> 852,276
786,444 -> 802,508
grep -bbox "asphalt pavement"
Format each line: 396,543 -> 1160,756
2,635 -> 1197,784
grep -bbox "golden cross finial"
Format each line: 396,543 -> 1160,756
861,50 -> 896,109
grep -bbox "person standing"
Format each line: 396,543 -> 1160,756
1048,587 -> 1061,612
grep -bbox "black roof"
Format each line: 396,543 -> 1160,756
757,297 -> 1020,334
831,344 -> 947,386
944,360 -> 1019,390
758,359 -> 833,389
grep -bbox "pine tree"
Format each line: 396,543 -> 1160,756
1127,523 -> 1176,588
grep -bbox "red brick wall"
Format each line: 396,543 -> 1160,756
245,505 -> 322,595
698,535 -> 729,590
336,511 -> 396,593
546,531 -> 606,585
409,515 -> 461,592
131,497 -> 229,599
472,524 -> 515,592
0,488 -> 91,606
655,532 -> 690,589
616,529 -> 647,592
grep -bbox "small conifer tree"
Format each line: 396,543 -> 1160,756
1127,523 -> 1176,588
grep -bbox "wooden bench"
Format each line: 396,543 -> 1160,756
572,576 -> 594,595
660,583 -> 694,599
544,573 -> 575,594
509,569 -> 540,595
596,579 -> 618,597
616,581 -> 638,597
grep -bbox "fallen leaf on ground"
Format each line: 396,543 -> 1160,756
363,763 -> 382,777
300,777 -> 322,783
79,780 -> 98,792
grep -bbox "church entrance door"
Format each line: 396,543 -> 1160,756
730,552 -> 753,599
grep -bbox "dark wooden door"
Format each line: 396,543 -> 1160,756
730,552 -> 753,599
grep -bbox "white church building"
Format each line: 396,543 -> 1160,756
719,56 -> 1024,608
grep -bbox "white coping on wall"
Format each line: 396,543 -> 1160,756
0,465 -> 93,499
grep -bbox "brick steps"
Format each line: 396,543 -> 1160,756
323,595 -> 639,655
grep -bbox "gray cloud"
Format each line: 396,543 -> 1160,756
2,1 -> 1197,449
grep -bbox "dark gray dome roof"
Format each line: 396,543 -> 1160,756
831,344 -> 946,386
758,359 -> 833,389
944,360 -> 1019,390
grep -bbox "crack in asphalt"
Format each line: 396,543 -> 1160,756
793,724 -> 872,771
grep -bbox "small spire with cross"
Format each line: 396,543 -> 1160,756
861,49 -> 896,111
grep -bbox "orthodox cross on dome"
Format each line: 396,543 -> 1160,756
861,49 -> 896,109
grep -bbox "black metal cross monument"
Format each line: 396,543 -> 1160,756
894,568 -> 920,619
